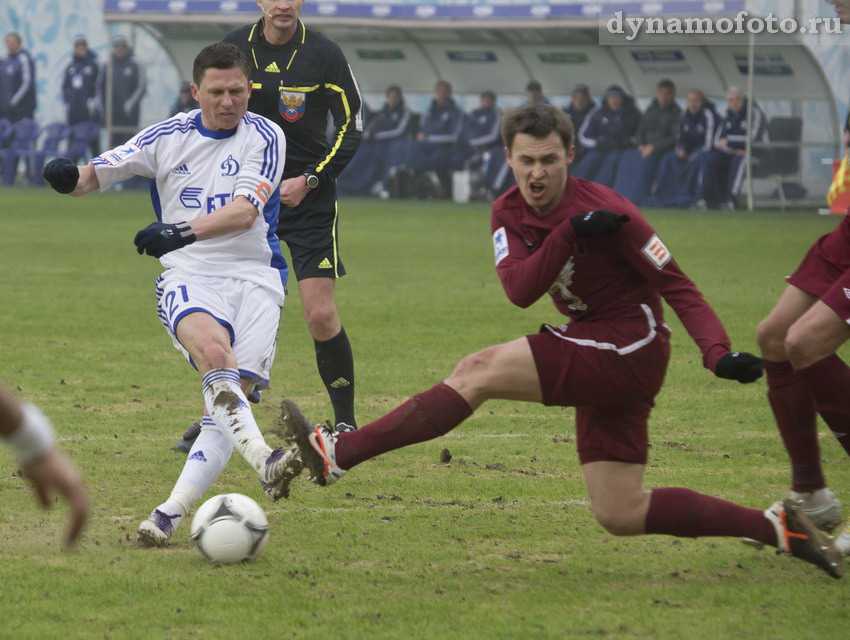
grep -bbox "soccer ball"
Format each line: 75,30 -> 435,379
190,493 -> 269,564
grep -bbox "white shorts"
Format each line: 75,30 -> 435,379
155,269 -> 284,387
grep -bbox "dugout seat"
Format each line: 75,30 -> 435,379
25,122 -> 68,186
751,116 -> 803,210
0,118 -> 12,147
66,120 -> 101,165
0,118 -> 39,185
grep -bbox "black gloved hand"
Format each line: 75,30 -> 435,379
134,222 -> 196,258
42,157 -> 80,194
715,351 -> 764,384
569,210 -> 630,238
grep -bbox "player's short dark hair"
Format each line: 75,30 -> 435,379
193,42 -> 252,87
501,103 -> 574,153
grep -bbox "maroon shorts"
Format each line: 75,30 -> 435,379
526,306 -> 670,466
787,215 -> 850,323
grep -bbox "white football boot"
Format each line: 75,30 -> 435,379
259,445 -> 304,502
137,509 -> 179,547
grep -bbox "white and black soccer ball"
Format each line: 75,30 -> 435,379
190,493 -> 269,564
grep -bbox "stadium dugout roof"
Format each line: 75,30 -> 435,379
103,0 -> 837,207
102,0 -> 830,105
104,1 -> 746,29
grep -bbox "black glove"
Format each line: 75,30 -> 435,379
715,351 -> 764,384
134,222 -> 196,258
569,210 -> 630,238
42,157 -> 80,194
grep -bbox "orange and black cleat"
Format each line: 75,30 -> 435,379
766,499 -> 843,579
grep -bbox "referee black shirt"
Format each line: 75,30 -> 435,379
224,19 -> 363,185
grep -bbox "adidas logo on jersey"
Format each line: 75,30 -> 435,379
171,163 -> 191,175
188,450 -> 207,462
264,61 -> 281,73
330,377 -> 350,389
318,258 -> 333,269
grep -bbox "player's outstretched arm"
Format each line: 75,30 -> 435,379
42,159 -> 99,197
22,449 -> 89,547
0,386 -> 89,548
714,351 -> 764,384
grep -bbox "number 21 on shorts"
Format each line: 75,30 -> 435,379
163,284 -> 190,327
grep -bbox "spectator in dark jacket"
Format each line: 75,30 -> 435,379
572,84 -> 641,186
1,33 -> 36,122
62,36 -> 103,157
461,90 -> 513,197
613,78 -> 681,204
523,80 -> 549,105
411,79 -> 466,196
646,89 -> 718,207
563,83 -> 595,164
338,84 -> 415,197
109,36 -> 146,148
699,86 -> 765,209
169,81 -> 199,117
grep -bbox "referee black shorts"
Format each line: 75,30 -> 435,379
277,181 -> 346,281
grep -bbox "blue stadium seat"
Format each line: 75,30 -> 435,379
0,118 -> 12,148
66,120 -> 101,164
26,122 -> 69,185
0,118 -> 39,185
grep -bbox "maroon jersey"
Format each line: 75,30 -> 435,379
491,177 -> 730,372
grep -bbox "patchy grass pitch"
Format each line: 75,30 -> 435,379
1,188 -> 848,639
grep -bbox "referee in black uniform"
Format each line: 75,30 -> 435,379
229,1 -> 362,430
173,0 -> 363,452
172,1 -> 363,453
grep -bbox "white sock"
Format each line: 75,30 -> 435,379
155,416 -> 234,531
201,368 -> 271,472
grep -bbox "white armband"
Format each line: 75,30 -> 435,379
6,403 -> 56,464
234,169 -> 275,209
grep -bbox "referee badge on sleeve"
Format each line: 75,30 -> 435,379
493,227 -> 509,265
642,233 -> 671,269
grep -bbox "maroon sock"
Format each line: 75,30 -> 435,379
764,360 -> 824,492
795,355 -> 850,458
645,487 -> 778,547
335,382 -> 473,470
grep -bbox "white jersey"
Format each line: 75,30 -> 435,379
91,109 -> 288,304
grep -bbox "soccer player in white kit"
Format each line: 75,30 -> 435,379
42,43 -> 302,547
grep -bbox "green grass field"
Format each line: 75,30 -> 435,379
1,188 -> 849,639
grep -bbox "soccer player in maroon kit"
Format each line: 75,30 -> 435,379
754,216 -> 850,544
746,0 -> 850,556
282,103 -> 842,578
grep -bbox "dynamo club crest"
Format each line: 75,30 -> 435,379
280,89 -> 306,122
220,154 -> 240,177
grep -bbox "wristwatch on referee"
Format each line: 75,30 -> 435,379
303,171 -> 320,189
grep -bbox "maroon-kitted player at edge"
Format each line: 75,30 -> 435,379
280,103 -> 842,578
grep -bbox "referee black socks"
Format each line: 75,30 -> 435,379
314,326 -> 356,428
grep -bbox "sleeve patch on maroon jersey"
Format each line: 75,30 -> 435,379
642,234 -> 671,269
493,227 -> 509,265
